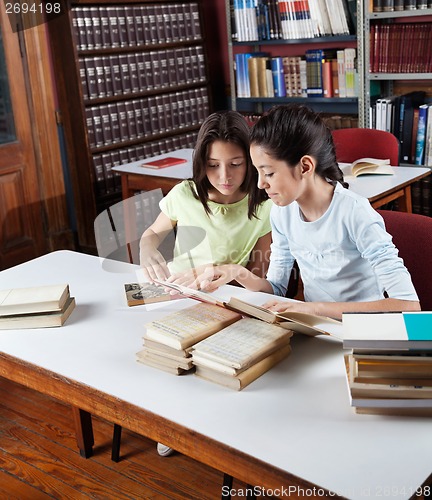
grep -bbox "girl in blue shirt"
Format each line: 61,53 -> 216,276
190,105 -> 420,319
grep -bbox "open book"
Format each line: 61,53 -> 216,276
350,158 -> 394,177
153,279 -> 342,338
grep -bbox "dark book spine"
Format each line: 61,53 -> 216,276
166,49 -> 177,86
82,7 -> 94,50
141,100 -> 152,134
110,151 -> 122,190
162,94 -> 173,132
155,95 -> 166,132
99,104 -> 112,145
169,93 -> 180,130
183,47 -> 194,83
94,56 -> 106,98
184,3 -> 193,40
141,6 -> 152,43
183,90 -> 193,126
161,4 -> 173,43
110,55 -> 123,96
143,51 -> 154,90
119,148 -> 129,165
134,6 -> 144,46
190,3 -> 202,40
177,92 -> 186,128
99,7 -> 111,48
176,4 -> 187,41
132,99 -> 144,138
128,53 -> 140,94
136,53 -> 148,90
116,6 -> 128,47
78,58 -> 89,100
118,54 -> 132,95
90,7 -> 103,49
404,0 -> 417,8
159,50 -> 170,88
169,4 -> 180,42
92,154 -> 106,195
126,146 -> 138,163
189,46 -> 199,83
189,89 -> 199,126
74,7 -> 86,50
116,102 -> 129,141
125,101 -> 137,139
125,6 -> 137,46
174,47 -> 186,85
85,108 -> 96,147
196,46 -> 206,82
101,152 -> 115,193
146,5 -> 159,43
102,56 -> 114,97
149,51 -> 162,89
92,106 -> 104,147
107,103 -> 121,144
84,58 -> 97,99
107,7 -> 120,48
71,8 -> 81,49
147,96 -> 159,134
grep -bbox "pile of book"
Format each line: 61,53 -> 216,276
342,312 -> 432,415
0,284 -> 76,329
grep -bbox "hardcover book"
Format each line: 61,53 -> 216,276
141,157 -> 188,169
124,283 -> 180,306
0,284 -> 70,316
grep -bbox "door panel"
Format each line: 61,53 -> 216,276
0,5 -> 46,269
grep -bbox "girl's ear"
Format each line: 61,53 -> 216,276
300,155 -> 315,175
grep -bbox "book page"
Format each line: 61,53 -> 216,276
192,317 -> 292,369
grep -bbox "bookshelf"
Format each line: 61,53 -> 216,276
358,3 -> 432,128
46,1 -> 211,251
225,0 -> 359,122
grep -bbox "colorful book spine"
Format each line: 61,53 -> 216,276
415,104 -> 429,165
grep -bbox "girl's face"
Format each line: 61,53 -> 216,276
206,140 -> 247,202
251,144 -> 302,207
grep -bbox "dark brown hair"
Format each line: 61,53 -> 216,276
250,104 -> 348,188
190,110 -> 268,218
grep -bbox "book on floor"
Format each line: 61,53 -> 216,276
0,296 -> 76,329
153,279 -> 342,338
350,158 -> 394,177
0,283 -> 70,316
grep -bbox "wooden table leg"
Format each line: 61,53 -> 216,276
71,406 -> 94,458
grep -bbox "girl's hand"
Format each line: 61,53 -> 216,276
262,299 -> 318,315
169,264 -> 243,292
140,248 -> 170,282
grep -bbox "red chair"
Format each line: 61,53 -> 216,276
378,210 -> 432,311
332,128 -> 400,166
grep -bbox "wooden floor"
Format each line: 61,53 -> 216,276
0,377 -> 266,499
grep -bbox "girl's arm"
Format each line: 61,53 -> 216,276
263,297 -> 421,320
139,212 -> 176,281
245,232 -> 272,279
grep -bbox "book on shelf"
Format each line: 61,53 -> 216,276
153,279 -> 343,338
141,156 -> 188,169
124,283 -> 181,307
0,284 -> 70,316
415,104 -> 429,166
195,344 -> 292,390
342,312 -> 432,350
0,296 -> 76,330
349,158 -> 393,177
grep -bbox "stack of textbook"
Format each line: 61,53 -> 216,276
342,312 -> 432,415
0,284 -> 76,329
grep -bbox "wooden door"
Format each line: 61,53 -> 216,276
0,6 -> 46,269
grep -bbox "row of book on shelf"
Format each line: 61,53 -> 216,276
370,23 -> 432,74
92,131 -> 198,197
241,112 -> 359,129
79,46 -> 207,101
369,91 -> 431,165
372,0 -> 432,12
235,48 -> 357,99
85,87 -> 209,149
231,0 -> 356,41
72,3 -> 202,51
128,280 -> 432,407
0,284 -> 75,330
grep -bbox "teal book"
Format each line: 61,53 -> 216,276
415,104 -> 429,165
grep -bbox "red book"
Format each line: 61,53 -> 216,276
141,156 -> 187,169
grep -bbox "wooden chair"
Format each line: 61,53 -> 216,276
378,209 -> 432,311
332,128 -> 400,166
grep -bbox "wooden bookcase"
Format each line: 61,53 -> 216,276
46,0 -> 211,252
225,0 -> 359,124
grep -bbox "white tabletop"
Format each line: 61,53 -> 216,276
1,251 -> 431,498
113,149 -> 430,203
112,148 -> 194,179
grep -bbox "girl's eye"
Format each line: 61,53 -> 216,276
207,163 -> 218,168
265,173 -> 274,178
231,163 -> 242,167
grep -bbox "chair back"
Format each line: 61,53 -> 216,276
378,210 -> 432,310
332,129 -> 399,165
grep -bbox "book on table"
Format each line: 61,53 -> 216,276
153,279 -> 343,338
350,158 -> 394,177
0,296 -> 76,329
0,283 -> 70,316
141,157 -> 187,169
124,282 -> 181,307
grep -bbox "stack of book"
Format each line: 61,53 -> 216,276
0,284 -> 76,329
137,302 -> 242,375
192,317 -> 293,390
342,312 -> 432,415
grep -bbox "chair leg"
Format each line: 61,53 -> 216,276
111,424 -> 122,462
222,473 -> 233,500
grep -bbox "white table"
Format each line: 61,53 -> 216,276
114,149 -> 430,213
0,250 -> 431,498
